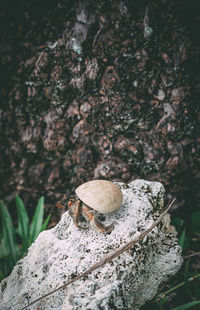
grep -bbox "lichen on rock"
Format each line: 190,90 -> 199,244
0,179 -> 182,310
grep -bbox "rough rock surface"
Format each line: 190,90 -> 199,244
0,180 -> 182,310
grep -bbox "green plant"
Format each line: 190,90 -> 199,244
0,195 -> 51,281
141,209 -> 200,310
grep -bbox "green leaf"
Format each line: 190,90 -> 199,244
179,228 -> 186,249
0,268 -> 4,281
184,261 -> 193,298
172,300 -> 200,310
158,296 -> 167,307
0,201 -> 19,265
179,228 -> 190,251
171,217 -> 184,232
0,256 -> 14,278
15,194 -> 29,253
41,214 -> 51,231
29,197 -> 44,245
0,237 -> 10,258
191,210 -> 200,235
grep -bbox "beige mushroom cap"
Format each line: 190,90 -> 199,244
75,180 -> 123,214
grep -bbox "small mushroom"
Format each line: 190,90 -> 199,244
56,180 -> 123,233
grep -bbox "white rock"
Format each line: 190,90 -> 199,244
156,89 -> 165,101
0,179 -> 182,310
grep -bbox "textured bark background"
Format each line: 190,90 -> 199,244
0,0 -> 199,224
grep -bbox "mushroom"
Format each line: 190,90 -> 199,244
56,180 -> 123,233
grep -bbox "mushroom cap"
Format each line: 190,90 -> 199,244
75,180 -> 123,214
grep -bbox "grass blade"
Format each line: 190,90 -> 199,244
29,196 -> 44,245
184,262 -> 193,298
172,300 -> 200,310
0,237 -> 10,258
0,201 -> 19,266
190,210 -> 200,235
0,268 -> 4,281
41,214 -> 51,231
0,256 -> 14,278
15,194 -> 29,253
179,228 -> 186,249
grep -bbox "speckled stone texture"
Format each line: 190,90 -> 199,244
0,180 -> 182,310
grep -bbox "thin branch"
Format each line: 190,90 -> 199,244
184,251 -> 200,260
156,272 -> 200,300
20,198 -> 176,310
